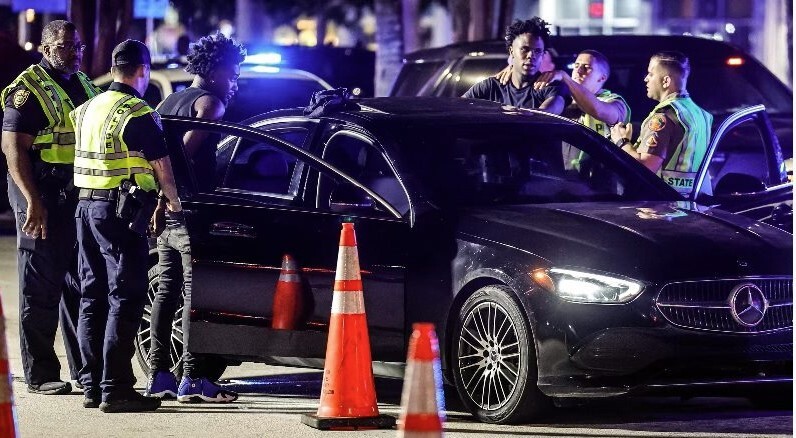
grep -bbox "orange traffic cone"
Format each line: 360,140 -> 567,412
398,323 -> 445,438
272,254 -> 305,330
301,222 -> 395,430
0,298 -> 19,438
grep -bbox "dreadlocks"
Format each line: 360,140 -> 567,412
185,33 -> 246,78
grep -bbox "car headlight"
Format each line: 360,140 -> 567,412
532,268 -> 644,304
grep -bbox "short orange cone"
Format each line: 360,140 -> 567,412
272,254 -> 305,329
301,222 -> 395,430
0,298 -> 19,438
398,323 -> 445,438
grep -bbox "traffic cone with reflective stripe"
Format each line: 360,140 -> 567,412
0,298 -> 19,438
272,254 -> 305,330
301,222 -> 395,430
398,323 -> 445,438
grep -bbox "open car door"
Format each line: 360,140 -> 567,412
692,105 -> 792,232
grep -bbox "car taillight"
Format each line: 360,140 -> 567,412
726,56 -> 744,66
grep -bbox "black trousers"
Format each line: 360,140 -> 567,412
8,174 -> 82,385
75,199 -> 148,401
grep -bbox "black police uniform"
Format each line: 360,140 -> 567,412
1,58 -> 90,389
74,81 -> 168,405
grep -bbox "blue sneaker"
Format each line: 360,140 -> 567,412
177,377 -> 238,403
145,370 -> 178,398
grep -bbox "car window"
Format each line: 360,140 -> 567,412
395,121 -> 674,206
443,57 -> 507,97
705,118 -> 777,196
318,131 -> 408,216
223,77 -> 327,122
219,128 -> 309,197
391,61 -> 445,96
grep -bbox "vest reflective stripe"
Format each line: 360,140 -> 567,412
579,89 -> 631,138
72,91 -> 157,191
0,65 -> 100,164
647,95 -> 713,195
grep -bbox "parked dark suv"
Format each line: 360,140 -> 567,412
390,35 -> 793,232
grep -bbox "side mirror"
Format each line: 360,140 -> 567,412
714,173 -> 766,196
329,184 -> 373,212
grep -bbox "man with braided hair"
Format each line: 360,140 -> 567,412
144,32 -> 244,403
463,17 -> 568,114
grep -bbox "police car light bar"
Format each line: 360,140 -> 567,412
244,52 -> 283,65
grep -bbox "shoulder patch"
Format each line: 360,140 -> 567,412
12,89 -> 30,108
151,111 -> 162,130
648,114 -> 666,132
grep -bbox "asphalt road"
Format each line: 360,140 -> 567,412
0,233 -> 792,437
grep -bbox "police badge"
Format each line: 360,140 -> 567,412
12,89 -> 30,108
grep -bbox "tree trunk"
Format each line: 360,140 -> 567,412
448,0 -> 469,43
374,0 -> 403,96
70,0 -> 132,78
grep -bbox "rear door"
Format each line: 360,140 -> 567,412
692,105 -> 792,231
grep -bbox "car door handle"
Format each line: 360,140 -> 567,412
209,222 -> 256,239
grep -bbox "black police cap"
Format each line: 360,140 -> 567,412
111,39 -> 151,67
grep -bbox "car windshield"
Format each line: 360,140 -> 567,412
171,77 -> 327,122
392,120 -> 676,206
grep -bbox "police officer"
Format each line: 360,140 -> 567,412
1,20 -> 100,395
71,39 -> 180,412
611,51 -> 712,194
145,33 -> 242,403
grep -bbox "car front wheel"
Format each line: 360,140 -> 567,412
451,284 -> 550,424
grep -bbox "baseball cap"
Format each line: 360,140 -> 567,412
111,39 -> 151,67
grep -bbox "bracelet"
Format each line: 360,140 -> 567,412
616,138 -> 631,148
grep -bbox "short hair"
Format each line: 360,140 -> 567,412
110,64 -> 141,78
185,32 -> 247,78
579,49 -> 611,79
504,17 -> 551,52
652,51 -> 690,81
41,20 -> 77,45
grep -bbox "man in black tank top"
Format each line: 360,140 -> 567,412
146,33 -> 245,403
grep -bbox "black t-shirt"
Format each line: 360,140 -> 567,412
156,86 -> 219,192
2,59 -> 93,135
106,82 -> 169,162
463,75 -> 569,109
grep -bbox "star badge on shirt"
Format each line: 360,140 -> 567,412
12,89 -> 30,108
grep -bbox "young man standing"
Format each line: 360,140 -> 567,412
145,33 -> 244,403
463,17 -> 568,114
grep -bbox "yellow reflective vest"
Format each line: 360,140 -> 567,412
70,90 -> 158,192
1,64 -> 101,164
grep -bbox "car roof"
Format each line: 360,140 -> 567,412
404,35 -> 746,63
92,65 -> 333,89
287,96 -> 580,126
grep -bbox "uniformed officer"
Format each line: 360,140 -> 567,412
71,39 -> 181,412
1,20 -> 100,395
611,51 -> 712,194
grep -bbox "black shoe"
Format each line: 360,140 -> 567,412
99,393 -> 161,413
74,381 -> 85,390
27,381 -> 72,395
83,394 -> 101,408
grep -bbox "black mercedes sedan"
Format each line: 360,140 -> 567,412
138,97 -> 793,424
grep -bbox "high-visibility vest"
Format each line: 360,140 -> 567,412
1,64 -> 101,164
579,89 -> 631,139
641,95 -> 713,194
70,90 -> 158,191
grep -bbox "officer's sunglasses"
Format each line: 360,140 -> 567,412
50,42 -> 87,53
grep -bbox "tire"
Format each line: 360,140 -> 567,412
451,284 -> 550,424
134,265 -> 184,378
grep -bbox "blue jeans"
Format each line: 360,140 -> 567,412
75,199 -> 148,401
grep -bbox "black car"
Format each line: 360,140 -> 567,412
137,97 -> 792,424
390,35 -> 793,230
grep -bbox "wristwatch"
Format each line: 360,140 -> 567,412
616,137 -> 631,148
